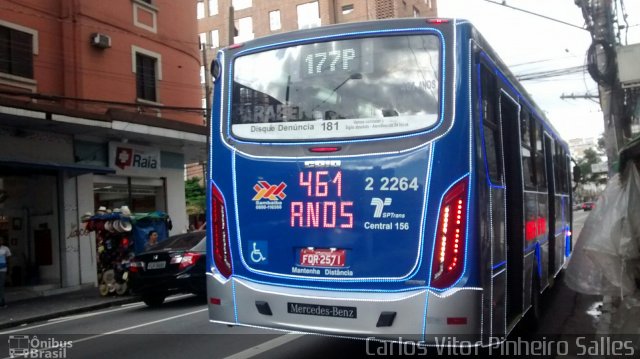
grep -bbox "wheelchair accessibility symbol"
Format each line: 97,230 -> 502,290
248,241 -> 268,264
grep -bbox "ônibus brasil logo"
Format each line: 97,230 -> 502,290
8,335 -> 72,358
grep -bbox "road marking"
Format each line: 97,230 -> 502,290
0,294 -> 195,334
76,308 -> 208,339
224,334 -> 304,359
1,308 -> 208,359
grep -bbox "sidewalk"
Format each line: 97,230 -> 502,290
0,286 -> 139,330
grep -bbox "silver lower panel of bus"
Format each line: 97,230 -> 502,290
207,273 -> 482,343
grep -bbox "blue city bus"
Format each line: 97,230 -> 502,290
206,18 -> 573,345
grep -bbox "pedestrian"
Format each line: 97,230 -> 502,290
145,231 -> 159,251
0,236 -> 11,308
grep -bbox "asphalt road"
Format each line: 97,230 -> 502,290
0,210 -> 596,359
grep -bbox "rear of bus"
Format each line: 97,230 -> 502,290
207,19 -> 481,343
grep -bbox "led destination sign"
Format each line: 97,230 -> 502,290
302,47 -> 359,77
290,171 -> 354,229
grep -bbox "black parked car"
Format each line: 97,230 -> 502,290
129,231 -> 206,307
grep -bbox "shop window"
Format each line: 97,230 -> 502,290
94,179 -> 166,213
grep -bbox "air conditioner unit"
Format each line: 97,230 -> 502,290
91,33 -> 112,49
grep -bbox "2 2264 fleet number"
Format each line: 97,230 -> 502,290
364,177 -> 419,191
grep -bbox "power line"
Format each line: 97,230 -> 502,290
516,65 -> 587,81
482,0 -> 587,31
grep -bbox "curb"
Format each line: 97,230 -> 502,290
0,297 -> 140,331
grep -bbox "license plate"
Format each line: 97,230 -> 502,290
299,248 -> 346,267
147,261 -> 166,269
288,302 -> 357,319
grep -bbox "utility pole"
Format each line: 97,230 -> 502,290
201,39 -> 211,126
228,5 -> 235,45
575,0 -> 631,175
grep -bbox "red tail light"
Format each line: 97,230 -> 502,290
431,177 -> 469,289
178,252 -> 203,270
129,261 -> 144,273
427,19 -> 450,24
212,183 -> 233,278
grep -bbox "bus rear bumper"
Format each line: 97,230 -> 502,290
207,274 -> 482,343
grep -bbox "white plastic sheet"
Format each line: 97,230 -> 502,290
565,164 -> 640,297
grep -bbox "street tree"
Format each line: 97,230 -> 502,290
185,177 -> 206,215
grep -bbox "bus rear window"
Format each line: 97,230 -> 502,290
231,35 -> 440,141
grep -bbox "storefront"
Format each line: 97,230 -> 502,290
0,104 -> 206,292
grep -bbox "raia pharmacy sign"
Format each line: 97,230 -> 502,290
109,142 -> 160,173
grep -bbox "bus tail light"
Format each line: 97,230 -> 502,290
212,184 -> 233,278
426,19 -> 450,24
431,177 -> 469,289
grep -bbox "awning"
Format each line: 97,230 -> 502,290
0,158 -> 116,177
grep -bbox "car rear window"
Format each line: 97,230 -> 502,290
152,231 -> 205,251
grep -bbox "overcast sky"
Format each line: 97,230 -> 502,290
438,0 -> 640,141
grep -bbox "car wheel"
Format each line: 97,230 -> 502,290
142,295 -> 166,307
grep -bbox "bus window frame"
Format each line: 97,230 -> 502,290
223,29 -> 448,145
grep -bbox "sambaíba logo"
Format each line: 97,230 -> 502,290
253,181 -> 287,201
115,147 -> 158,170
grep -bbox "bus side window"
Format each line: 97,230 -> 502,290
479,64 -> 503,185
521,109 -> 535,190
536,123 -> 547,190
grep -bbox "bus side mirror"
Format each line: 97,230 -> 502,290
210,59 -> 221,82
572,165 -> 582,183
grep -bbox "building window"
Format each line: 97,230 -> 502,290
209,0 -> 218,16
342,4 -> 354,15
0,24 -> 34,78
297,1 -> 321,29
233,17 -> 254,43
269,10 -> 281,31
210,29 -> 219,48
413,6 -> 420,17
200,65 -> 205,84
94,178 -> 166,214
199,32 -> 207,48
197,1 -> 205,19
136,53 -> 157,102
232,0 -> 252,10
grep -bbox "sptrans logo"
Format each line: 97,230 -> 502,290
253,181 -> 287,210
8,335 -> 72,358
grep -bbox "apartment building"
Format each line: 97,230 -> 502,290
0,0 -> 205,291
